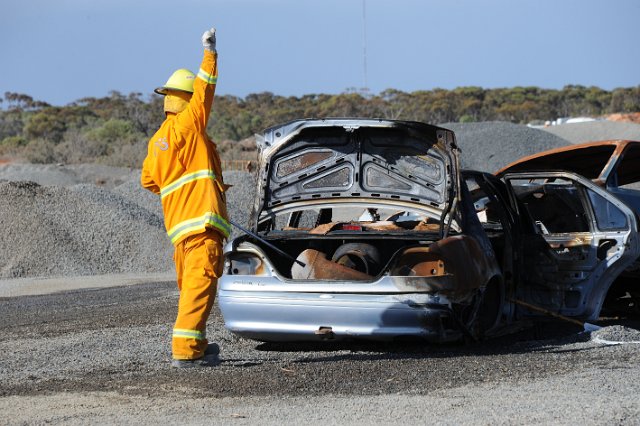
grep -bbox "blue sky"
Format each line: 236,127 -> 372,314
1,0 -> 639,106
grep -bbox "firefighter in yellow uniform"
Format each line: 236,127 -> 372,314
141,27 -> 231,368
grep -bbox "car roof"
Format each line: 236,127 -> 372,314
495,140 -> 640,184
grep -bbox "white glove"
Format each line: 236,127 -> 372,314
202,28 -> 216,52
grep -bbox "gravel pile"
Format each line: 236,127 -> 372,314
592,325 -> 640,344
223,170 -> 258,238
541,121 -> 640,144
0,180 -> 172,278
0,164 -> 257,279
0,163 -> 138,188
440,121 -> 571,172
111,179 -> 164,218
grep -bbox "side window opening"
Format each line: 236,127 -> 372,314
587,189 -> 627,230
614,144 -> 640,190
510,178 -> 590,234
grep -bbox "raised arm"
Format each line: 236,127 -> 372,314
175,28 -> 218,133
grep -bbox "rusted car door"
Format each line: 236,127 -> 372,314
503,171 -> 640,320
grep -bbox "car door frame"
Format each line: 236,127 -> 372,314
502,171 -> 640,320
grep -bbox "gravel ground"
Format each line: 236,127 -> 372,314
0,280 -> 638,424
541,121 -> 640,144
439,121 -> 570,172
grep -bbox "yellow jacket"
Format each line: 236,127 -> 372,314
141,50 -> 231,245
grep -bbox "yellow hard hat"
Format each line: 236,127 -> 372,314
154,68 -> 196,95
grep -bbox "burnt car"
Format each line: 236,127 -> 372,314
218,120 -> 640,343
219,119 -> 504,342
494,140 -> 640,317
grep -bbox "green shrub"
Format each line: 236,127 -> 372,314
1,135 -> 28,148
80,119 -> 144,160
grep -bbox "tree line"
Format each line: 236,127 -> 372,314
0,85 -> 638,167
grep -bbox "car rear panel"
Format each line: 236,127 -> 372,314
218,274 -> 461,342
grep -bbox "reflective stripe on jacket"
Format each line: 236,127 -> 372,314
141,50 -> 230,245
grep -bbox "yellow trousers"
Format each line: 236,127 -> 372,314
172,229 -> 223,360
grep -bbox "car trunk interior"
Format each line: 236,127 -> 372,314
234,233 -> 441,281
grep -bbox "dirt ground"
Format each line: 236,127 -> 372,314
1,275 -> 639,425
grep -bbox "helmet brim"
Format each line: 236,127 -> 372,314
154,86 -> 194,96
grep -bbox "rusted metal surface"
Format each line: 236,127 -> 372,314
331,242 -> 380,275
496,140 -> 639,186
309,222 -> 340,234
306,220 -> 441,235
291,249 -> 373,280
254,258 -> 267,276
392,247 -> 446,276
291,234 -> 493,302
389,275 -> 457,294
428,235 -> 495,296
314,326 -> 335,339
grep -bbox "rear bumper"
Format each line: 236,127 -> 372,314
218,277 -> 461,342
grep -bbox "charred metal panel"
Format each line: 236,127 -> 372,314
276,150 -> 335,178
258,120 -> 456,214
267,132 -> 448,207
389,275 -> 458,293
363,165 -> 413,191
273,165 -> 354,199
304,167 -> 352,189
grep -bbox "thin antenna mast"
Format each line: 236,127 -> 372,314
362,0 -> 368,91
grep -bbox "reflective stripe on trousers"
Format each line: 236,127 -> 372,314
172,328 -> 205,340
172,229 -> 224,360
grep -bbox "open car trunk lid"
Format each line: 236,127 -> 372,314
252,119 -> 459,230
